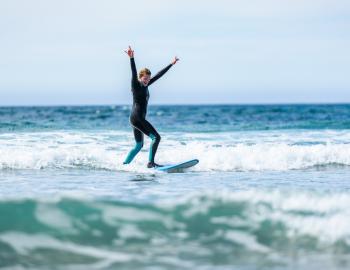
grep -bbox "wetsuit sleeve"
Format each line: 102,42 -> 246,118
148,63 -> 172,86
130,57 -> 138,85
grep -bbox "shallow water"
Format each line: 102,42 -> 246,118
0,105 -> 350,269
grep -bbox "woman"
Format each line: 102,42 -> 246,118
123,46 -> 179,168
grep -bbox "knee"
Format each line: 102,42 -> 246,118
150,133 -> 161,142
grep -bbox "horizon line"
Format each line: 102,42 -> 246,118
0,102 -> 350,108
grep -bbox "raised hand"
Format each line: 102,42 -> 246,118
124,45 -> 134,58
171,56 -> 179,65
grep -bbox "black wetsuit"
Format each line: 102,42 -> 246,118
124,57 -> 172,165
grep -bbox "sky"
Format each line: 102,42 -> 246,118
0,0 -> 349,105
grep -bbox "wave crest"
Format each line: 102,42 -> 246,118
0,131 -> 350,171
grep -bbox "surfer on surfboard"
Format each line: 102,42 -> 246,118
123,46 -> 179,168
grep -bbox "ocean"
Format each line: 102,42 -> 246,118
0,104 -> 350,270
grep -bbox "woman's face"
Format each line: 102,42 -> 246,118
140,75 -> 151,86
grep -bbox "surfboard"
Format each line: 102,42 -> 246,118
155,159 -> 199,173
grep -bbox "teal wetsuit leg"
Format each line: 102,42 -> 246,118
148,133 -> 161,163
123,142 -> 143,164
149,134 -> 156,162
123,128 -> 144,164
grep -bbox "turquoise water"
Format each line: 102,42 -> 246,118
1,105 -> 350,269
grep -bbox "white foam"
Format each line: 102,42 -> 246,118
35,204 -> 77,233
0,232 -> 132,262
0,130 -> 349,172
225,230 -> 270,253
184,189 -> 350,243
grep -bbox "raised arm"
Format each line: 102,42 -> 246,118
124,46 -> 137,85
130,58 -> 137,85
148,56 -> 179,86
